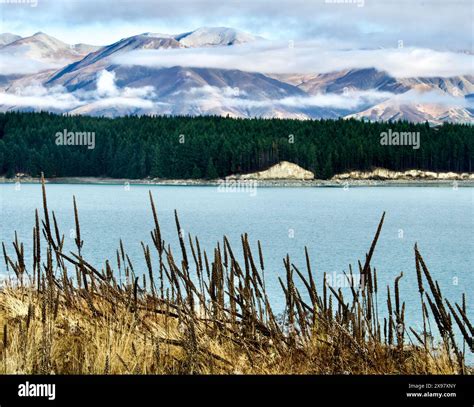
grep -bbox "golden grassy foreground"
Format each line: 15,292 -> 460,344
0,177 -> 472,374
0,283 -> 468,375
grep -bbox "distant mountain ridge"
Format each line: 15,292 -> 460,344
0,27 -> 472,124
0,33 -> 22,47
1,31 -> 100,62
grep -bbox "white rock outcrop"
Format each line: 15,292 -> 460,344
332,168 -> 474,181
229,161 -> 314,180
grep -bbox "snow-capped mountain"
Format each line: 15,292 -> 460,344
1,32 -> 99,63
271,69 -> 474,122
0,33 -> 22,47
271,69 -> 474,98
347,92 -> 473,125
44,34 -> 183,91
0,27 -> 472,123
175,27 -> 261,47
271,69 -> 407,95
45,27 -> 260,91
0,32 -> 101,79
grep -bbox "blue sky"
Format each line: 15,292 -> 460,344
0,0 -> 472,50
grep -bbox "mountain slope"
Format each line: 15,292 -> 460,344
347,88 -> 473,124
0,32 -> 101,77
46,27 -> 260,90
65,66 -> 332,119
1,32 -> 99,62
175,27 -> 260,47
45,35 -> 183,90
0,33 -> 21,47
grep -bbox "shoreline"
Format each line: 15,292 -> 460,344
1,176 -> 473,187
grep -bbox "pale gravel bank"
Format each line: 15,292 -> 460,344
1,176 -> 473,187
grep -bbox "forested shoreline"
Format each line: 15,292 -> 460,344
0,112 -> 472,179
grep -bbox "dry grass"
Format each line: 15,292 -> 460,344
0,175 -> 472,374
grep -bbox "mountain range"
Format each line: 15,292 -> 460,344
0,27 -> 472,124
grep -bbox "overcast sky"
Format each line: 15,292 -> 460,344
0,0 -> 473,50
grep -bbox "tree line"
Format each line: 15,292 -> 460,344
0,112 -> 472,179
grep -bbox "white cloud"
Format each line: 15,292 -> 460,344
96,70 -> 120,97
393,89 -> 472,107
0,70 -> 157,110
164,86 -> 471,111
113,42 -> 474,78
276,90 -> 394,110
0,84 -> 85,110
0,69 -> 471,116
0,53 -> 65,75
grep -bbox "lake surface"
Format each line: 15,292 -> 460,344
1,183 -> 473,348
